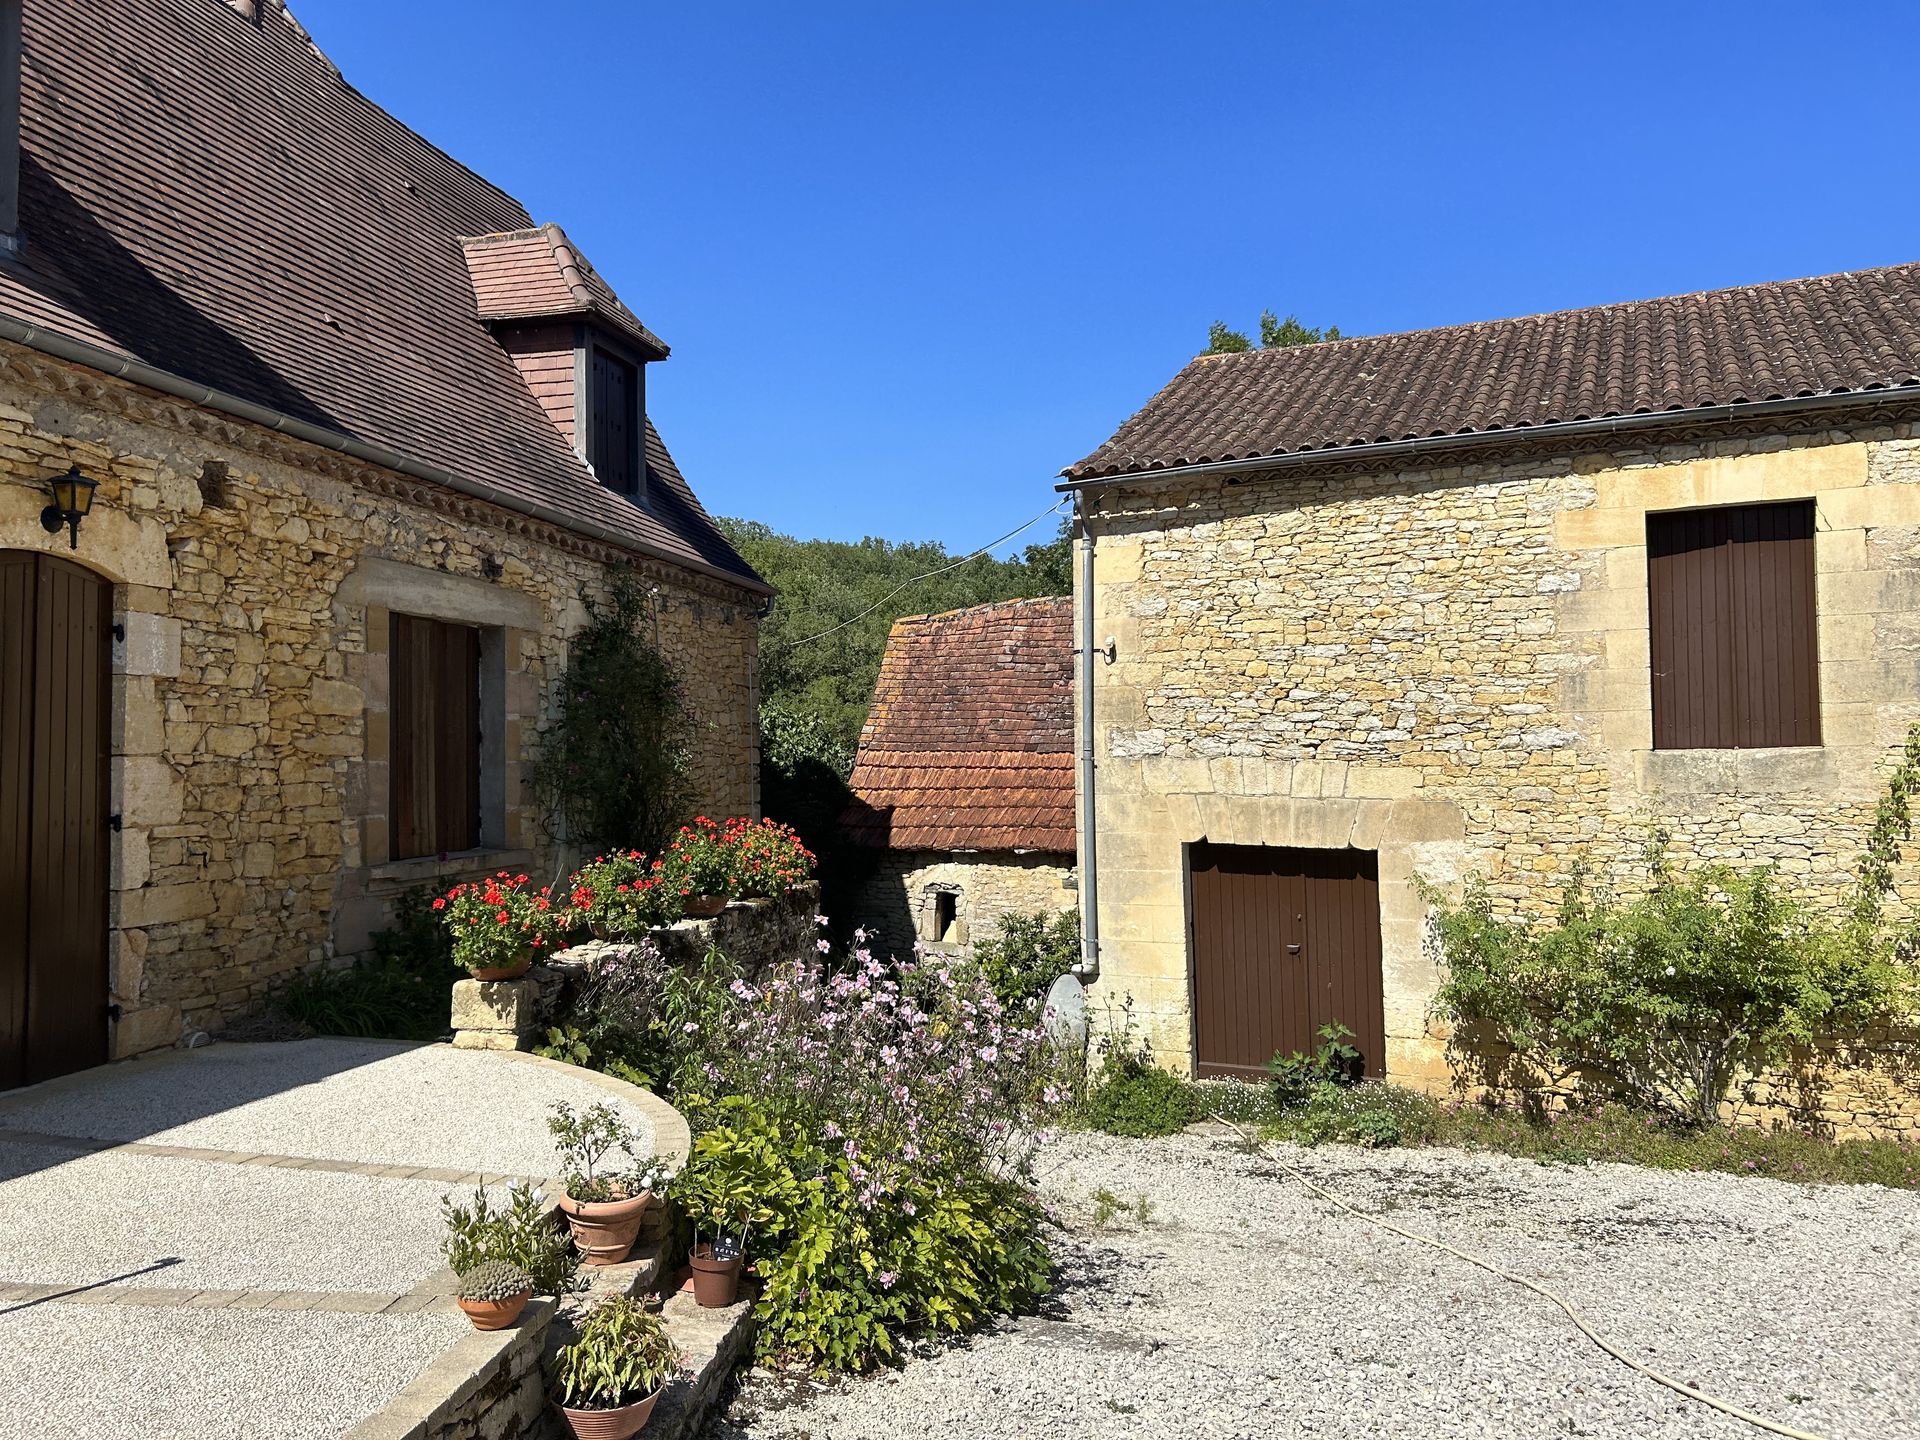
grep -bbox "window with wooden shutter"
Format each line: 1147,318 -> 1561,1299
588,347 -> 639,497
389,613 -> 482,858
1646,500 -> 1820,750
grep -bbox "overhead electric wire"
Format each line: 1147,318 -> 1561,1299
778,497 -> 1071,651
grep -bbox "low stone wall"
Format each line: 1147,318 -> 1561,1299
344,1301 -> 554,1440
450,883 -> 820,1053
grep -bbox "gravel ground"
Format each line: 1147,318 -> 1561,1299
0,1038 -> 656,1174
0,1142 -> 472,1292
0,1304 -> 468,1439
714,1131 -> 1920,1440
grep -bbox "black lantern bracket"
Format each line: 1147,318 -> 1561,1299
40,465 -> 100,550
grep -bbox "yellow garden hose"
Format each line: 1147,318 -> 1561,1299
1208,1117 -> 1831,1440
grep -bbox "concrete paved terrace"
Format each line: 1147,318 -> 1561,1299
0,1039 -> 680,1440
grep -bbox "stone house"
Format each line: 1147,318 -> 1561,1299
0,0 -> 768,1087
843,598 -> 1077,958
1065,262 -> 1920,1136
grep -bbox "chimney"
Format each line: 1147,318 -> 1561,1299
0,0 -> 19,250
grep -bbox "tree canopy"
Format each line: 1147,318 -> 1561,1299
1206,310 -> 1344,354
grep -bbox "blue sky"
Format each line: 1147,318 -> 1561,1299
314,1 -> 1917,552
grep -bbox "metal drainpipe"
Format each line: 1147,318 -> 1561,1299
1074,491 -> 1100,979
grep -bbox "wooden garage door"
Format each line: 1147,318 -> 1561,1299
1,551 -> 112,1089
1189,843 -> 1384,1080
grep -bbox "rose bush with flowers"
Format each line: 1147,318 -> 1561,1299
435,872 -> 558,975
670,929 -> 1064,1370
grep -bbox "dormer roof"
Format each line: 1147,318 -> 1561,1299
462,225 -> 669,361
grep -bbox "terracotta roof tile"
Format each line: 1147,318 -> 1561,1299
1066,262 -> 1920,480
843,598 -> 1075,853
0,0 -> 758,588
462,225 -> 669,360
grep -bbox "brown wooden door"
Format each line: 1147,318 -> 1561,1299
0,551 -> 112,1089
1189,843 -> 1384,1080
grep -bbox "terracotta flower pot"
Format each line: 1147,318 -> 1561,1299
557,1189 -> 653,1265
469,951 -> 532,982
688,1244 -> 742,1308
555,1387 -> 663,1440
456,1286 -> 532,1331
682,895 -> 727,919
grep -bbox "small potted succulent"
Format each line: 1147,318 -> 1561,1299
436,872 -> 556,980
455,1259 -> 534,1330
551,1295 -> 682,1440
658,818 -> 737,918
549,1101 -> 676,1265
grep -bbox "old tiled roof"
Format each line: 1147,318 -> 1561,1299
462,226 -> 669,360
843,598 -> 1076,853
0,0 -> 760,589
1066,262 -> 1920,480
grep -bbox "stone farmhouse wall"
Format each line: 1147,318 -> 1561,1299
1082,418 -> 1920,1138
0,344 -> 759,1059
854,850 -> 1076,962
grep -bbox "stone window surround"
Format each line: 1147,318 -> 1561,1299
1550,441 -> 1916,812
335,556 -> 543,880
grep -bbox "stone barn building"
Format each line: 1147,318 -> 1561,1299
0,0 -> 767,1087
843,598 -> 1077,958
1066,262 -> 1920,1136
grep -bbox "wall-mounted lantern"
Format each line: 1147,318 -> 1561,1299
39,466 -> 98,549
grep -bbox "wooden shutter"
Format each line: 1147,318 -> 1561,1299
1647,500 -> 1819,750
389,614 -> 481,859
590,349 -> 637,495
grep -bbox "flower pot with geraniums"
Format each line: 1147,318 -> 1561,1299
551,1296 -> 682,1440
436,872 -> 558,979
566,852 -> 678,942
549,1101 -> 676,1265
657,817 -> 739,917
454,1259 -> 534,1330
725,818 -> 815,901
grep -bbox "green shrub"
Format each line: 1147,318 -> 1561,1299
686,1098 -> 1051,1371
1267,1021 -> 1364,1108
1272,1081 -> 1440,1150
277,886 -> 458,1041
972,909 -> 1080,1017
552,1296 -> 681,1409
441,1182 -> 575,1295
1086,1053 -> 1193,1138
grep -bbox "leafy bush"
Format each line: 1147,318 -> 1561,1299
276,886 -> 459,1041
1267,1021 -> 1364,1108
551,1296 -> 681,1409
440,1182 -> 575,1295
528,573 -> 692,857
671,940 -> 1063,1369
1086,1052 -> 1192,1138
435,871 -> 561,974
1271,1081 -> 1439,1149
972,909 -> 1079,1017
1427,851 -> 1914,1127
535,943 -> 741,1093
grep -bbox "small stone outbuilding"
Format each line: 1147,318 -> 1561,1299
843,598 -> 1077,958
0,0 -> 767,1087
1067,261 -> 1920,1136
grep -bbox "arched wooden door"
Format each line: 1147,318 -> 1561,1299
1,550 -> 112,1089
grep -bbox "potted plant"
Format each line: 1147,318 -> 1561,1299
436,872 -> 556,980
658,818 -> 738,917
567,852 -> 676,941
726,818 -> 815,900
551,1295 -> 681,1440
454,1259 -> 534,1330
675,1146 -> 767,1309
549,1101 -> 676,1265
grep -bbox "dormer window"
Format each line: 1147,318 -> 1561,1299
588,344 -> 640,498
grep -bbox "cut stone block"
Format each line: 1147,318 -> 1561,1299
450,976 -> 538,1033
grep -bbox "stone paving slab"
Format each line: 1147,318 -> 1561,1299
0,1039 -> 659,1175
0,1141 -> 475,1294
0,1302 -> 469,1440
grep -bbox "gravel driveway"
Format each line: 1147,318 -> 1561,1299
713,1130 -> 1919,1440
